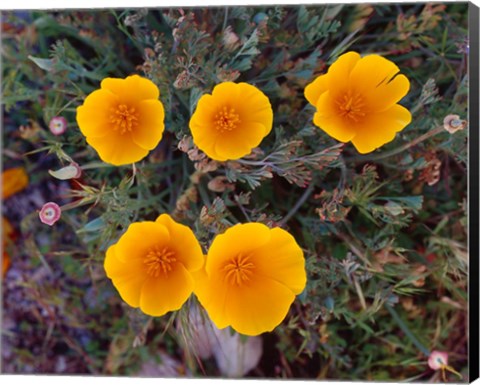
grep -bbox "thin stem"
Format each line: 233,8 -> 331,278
410,102 -> 423,116
197,182 -> 211,206
335,230 -> 372,268
111,10 -> 144,54
60,197 -> 97,212
278,182 -> 315,226
238,156 -> 310,167
349,126 -> 445,163
353,275 -> 367,310
385,303 -> 431,356
80,162 -> 116,170
222,7 -> 228,31
337,155 -> 347,194
234,195 -> 251,221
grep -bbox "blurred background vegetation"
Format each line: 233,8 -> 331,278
1,3 -> 469,381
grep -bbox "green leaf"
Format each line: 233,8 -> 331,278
377,196 -> 424,212
229,29 -> 260,71
28,55 -> 54,71
77,217 -> 105,234
189,87 -> 204,115
383,201 -> 404,216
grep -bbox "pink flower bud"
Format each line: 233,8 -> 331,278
39,202 -> 61,226
223,25 -> 240,50
48,162 -> 82,180
49,117 -> 67,136
428,350 -> 449,370
443,114 -> 466,134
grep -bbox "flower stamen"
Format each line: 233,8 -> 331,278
223,254 -> 255,286
336,91 -> 366,123
214,106 -> 241,133
110,104 -> 139,134
144,246 -> 177,277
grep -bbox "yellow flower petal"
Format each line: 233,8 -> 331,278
113,274 -> 148,307
213,122 -> 266,160
196,93 -> 219,113
252,227 -> 306,294
351,104 -> 412,154
76,89 -> 118,138
132,100 -> 165,150
211,81 -> 240,104
349,54 -> 401,95
194,135 -> 223,160
235,82 -> 273,135
190,94 -> 222,137
195,266 -> 297,336
105,245 -> 146,307
192,269 -> 231,329
86,133 -> 149,166
139,265 -> 194,316
126,75 -> 160,100
155,214 -> 205,272
205,223 -> 271,276
325,51 -> 361,98
114,221 -> 170,263
364,74 -> 410,112
101,75 -> 159,103
313,92 -> 357,142
225,277 -> 296,336
227,120 -> 270,147
304,74 -> 328,106
104,244 -> 145,278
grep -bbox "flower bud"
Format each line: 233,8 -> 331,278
443,114 -> 466,134
39,202 -> 61,226
178,136 -> 193,153
49,116 -> 67,136
48,162 -> 82,180
223,26 -> 240,50
428,350 -> 449,370
207,176 -> 234,193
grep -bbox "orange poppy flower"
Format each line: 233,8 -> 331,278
2,218 -> 15,277
104,214 -> 204,316
2,167 -> 28,277
193,223 -> 306,336
304,51 -> 412,154
2,167 -> 28,199
189,82 -> 273,161
2,251 -> 10,277
76,75 -> 165,166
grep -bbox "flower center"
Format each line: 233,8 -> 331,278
110,104 -> 139,134
223,254 -> 255,286
144,246 -> 177,277
336,91 -> 366,123
43,208 -> 56,219
214,106 -> 241,133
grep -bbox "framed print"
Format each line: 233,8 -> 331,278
1,1 -> 479,382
